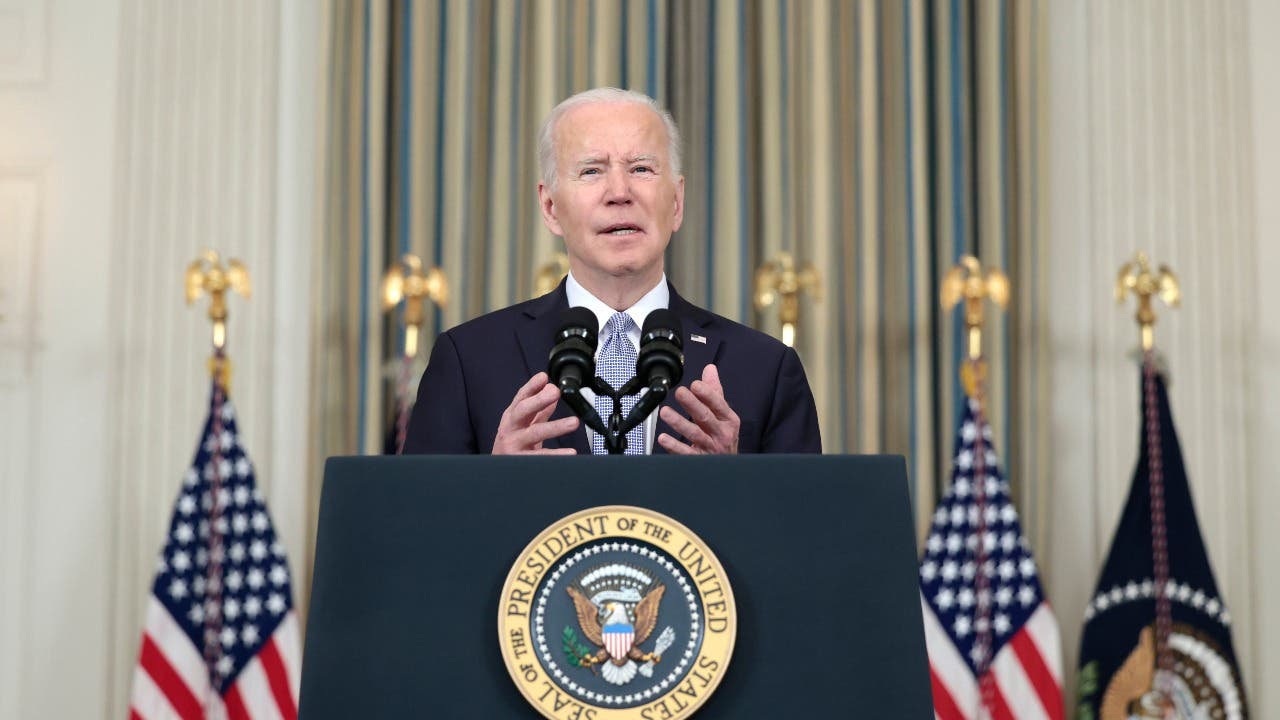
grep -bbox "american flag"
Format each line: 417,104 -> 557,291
920,397 -> 1064,720
129,380 -> 301,719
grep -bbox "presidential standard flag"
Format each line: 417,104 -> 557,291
1075,361 -> 1249,719
921,397 -> 1065,720
129,379 -> 301,719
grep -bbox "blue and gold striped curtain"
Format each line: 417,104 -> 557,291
312,0 -> 1048,545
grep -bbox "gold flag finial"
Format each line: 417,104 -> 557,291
753,251 -> 822,347
1116,252 -> 1180,352
941,255 -> 1009,399
185,250 -> 250,385
382,254 -> 448,359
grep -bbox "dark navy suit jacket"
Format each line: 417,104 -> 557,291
403,281 -> 821,454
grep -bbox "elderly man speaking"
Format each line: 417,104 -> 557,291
404,88 -> 820,455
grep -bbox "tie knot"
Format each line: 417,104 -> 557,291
607,311 -> 637,336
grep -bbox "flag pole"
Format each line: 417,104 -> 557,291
940,255 -> 1010,716
1116,252 -> 1182,715
381,254 -> 448,454
183,250 -> 251,707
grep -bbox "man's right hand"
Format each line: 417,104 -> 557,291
492,372 -> 580,454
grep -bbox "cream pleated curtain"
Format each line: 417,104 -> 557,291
311,0 -> 1048,547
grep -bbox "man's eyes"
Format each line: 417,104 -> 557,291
577,165 -> 655,177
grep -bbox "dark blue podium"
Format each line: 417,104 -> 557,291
299,455 -> 932,718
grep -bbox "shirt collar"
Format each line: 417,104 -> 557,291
565,272 -> 670,341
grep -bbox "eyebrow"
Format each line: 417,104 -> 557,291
572,154 -> 660,166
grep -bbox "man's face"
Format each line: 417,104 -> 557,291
538,102 -> 685,292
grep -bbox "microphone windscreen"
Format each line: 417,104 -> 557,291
558,306 -> 599,347
641,308 -> 682,347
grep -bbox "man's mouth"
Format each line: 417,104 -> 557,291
599,223 -> 643,236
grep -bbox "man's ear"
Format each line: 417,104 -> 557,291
670,175 -> 686,233
538,182 -> 563,236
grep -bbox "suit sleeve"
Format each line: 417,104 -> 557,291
402,331 -> 479,454
761,346 -> 822,453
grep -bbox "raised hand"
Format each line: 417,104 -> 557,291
492,372 -> 581,455
656,364 -> 740,455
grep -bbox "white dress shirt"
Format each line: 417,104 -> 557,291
564,272 -> 670,454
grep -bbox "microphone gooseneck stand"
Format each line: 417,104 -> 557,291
548,308 -> 685,454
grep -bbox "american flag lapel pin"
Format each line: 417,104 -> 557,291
690,334 -> 707,344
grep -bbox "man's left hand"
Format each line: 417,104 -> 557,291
657,364 -> 739,454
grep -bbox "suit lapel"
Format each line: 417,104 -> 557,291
515,281 -> 591,454
652,284 -> 720,455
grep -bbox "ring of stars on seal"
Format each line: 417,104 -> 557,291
499,506 -> 736,720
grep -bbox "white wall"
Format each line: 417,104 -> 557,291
0,1 -> 321,716
1246,0 -> 1280,714
1047,0 -> 1276,713
0,1 -> 120,716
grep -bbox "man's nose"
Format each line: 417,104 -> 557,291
603,167 -> 633,204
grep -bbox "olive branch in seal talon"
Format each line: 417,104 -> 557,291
562,627 -> 599,674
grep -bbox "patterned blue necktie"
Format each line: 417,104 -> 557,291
592,312 -> 645,455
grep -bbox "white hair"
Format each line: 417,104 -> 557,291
537,87 -> 682,189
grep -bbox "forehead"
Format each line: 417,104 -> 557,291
554,101 -> 669,161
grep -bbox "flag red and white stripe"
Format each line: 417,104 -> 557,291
129,597 -> 300,720
924,597 -> 1063,720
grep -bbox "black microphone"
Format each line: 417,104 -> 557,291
619,309 -> 684,433
635,308 -> 684,389
548,307 -> 598,393
547,307 -> 609,436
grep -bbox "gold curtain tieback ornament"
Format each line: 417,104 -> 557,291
382,254 -> 448,454
535,252 -> 571,298
754,251 -> 821,348
382,254 -> 449,359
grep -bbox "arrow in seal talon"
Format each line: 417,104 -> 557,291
638,626 -> 676,678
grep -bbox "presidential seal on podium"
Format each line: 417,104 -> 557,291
499,506 -> 737,719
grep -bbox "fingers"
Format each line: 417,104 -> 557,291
515,415 -> 580,448
514,371 -> 550,403
703,363 -> 723,392
494,372 -> 579,454
503,375 -> 560,428
673,385 -> 716,427
659,406 -> 715,449
658,364 -> 740,454
693,365 -> 737,422
657,432 -> 697,455
531,397 -> 558,425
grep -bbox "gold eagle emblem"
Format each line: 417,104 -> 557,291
566,584 -> 665,667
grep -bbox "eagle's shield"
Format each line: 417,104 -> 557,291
603,623 -> 634,662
